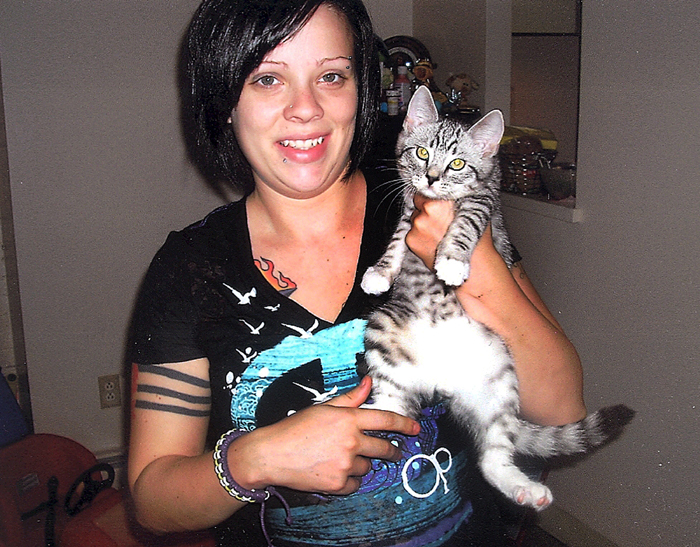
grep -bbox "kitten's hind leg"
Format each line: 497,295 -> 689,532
476,416 -> 553,510
479,443 -> 553,510
361,373 -> 418,419
450,394 -> 552,510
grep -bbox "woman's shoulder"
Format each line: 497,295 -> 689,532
154,199 -> 247,260
180,198 -> 246,241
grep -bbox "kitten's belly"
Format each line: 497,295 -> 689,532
398,315 -> 511,407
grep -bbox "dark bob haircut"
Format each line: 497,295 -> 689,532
183,0 -> 380,194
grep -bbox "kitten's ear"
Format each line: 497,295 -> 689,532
403,86 -> 439,132
468,109 -> 505,158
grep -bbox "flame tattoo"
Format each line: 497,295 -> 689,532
255,257 -> 298,297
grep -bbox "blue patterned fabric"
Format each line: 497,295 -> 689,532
233,319 -> 473,546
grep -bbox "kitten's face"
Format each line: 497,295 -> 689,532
395,87 -> 505,201
398,121 -> 488,200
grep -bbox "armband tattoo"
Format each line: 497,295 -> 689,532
133,364 -> 210,418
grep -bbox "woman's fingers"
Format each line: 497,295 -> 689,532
355,430 -> 405,461
258,377 -> 420,494
406,196 -> 454,269
325,375 -> 372,409
356,407 -> 420,438
325,377 -> 420,438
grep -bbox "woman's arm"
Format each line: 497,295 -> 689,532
128,361 -> 419,534
128,358 -> 244,533
405,196 -> 586,426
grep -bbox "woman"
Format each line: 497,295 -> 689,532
127,0 -> 586,545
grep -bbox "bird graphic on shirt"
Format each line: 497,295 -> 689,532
239,319 -> 265,335
292,382 -> 339,403
223,283 -> 257,305
236,347 -> 258,364
282,319 -> 319,339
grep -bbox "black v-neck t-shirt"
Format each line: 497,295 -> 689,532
129,168 -> 508,546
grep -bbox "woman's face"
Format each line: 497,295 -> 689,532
231,5 -> 358,199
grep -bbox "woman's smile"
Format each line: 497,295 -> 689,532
278,134 -> 329,163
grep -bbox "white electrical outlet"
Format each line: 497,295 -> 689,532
98,374 -> 122,409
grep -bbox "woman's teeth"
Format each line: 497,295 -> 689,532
281,136 -> 324,150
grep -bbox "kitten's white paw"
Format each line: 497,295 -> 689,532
513,484 -> 553,511
434,257 -> 469,287
361,267 -> 392,295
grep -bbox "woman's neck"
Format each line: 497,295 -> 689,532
247,171 -> 366,243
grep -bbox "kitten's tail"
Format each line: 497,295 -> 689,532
514,404 -> 635,458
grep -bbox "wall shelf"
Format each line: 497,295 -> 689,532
500,192 -> 583,223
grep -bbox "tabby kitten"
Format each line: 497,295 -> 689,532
361,86 -> 633,510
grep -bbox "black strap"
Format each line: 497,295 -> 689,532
20,475 -> 59,547
19,463 -> 114,547
64,462 -> 115,516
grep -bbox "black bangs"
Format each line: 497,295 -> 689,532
231,1 -> 322,104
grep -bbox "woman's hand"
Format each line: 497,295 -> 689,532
228,376 -> 420,495
404,194 -> 455,270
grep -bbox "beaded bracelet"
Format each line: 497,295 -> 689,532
213,429 -> 268,503
213,429 -> 292,547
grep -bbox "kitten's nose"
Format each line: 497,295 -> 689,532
426,166 -> 440,186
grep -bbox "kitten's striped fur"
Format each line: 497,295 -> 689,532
362,87 -> 633,510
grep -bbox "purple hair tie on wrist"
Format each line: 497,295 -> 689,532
213,429 -> 292,547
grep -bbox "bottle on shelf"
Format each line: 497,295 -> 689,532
394,65 -> 412,112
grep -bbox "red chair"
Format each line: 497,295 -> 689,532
0,433 -> 105,546
0,434 -> 215,547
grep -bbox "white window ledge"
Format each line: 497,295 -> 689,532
500,192 -> 583,223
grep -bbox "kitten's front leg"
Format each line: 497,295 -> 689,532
434,201 -> 488,287
361,205 -> 413,295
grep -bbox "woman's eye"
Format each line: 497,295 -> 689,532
320,72 -> 344,84
416,147 -> 429,160
450,158 -> 466,170
255,75 -> 279,87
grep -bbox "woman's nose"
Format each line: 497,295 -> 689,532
284,88 -> 323,122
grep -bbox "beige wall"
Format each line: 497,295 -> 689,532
414,0 -> 487,110
521,3 -> 699,545
0,1 -> 224,452
1,0 -> 698,545
364,0 -> 412,38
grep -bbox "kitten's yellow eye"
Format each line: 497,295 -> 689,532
416,147 -> 429,161
450,158 -> 466,171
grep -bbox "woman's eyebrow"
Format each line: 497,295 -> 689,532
253,55 -> 351,72
319,55 -> 353,64
256,60 -> 287,69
